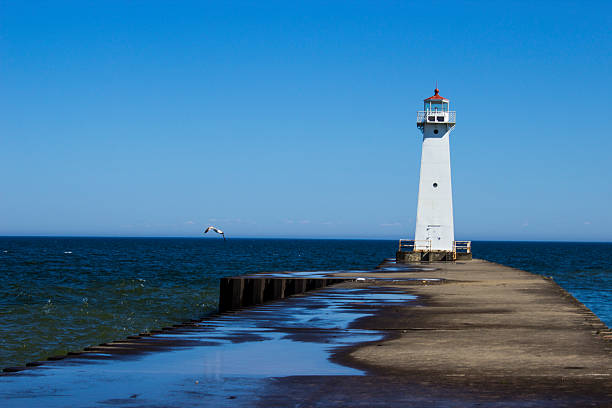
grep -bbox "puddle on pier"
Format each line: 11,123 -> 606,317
242,270 -> 365,278
378,266 -> 437,272
0,286 -> 416,407
244,265 -> 438,279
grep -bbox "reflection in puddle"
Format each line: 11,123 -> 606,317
379,266 -> 437,272
0,287 -> 416,407
243,270 -> 369,278
245,265 -> 437,279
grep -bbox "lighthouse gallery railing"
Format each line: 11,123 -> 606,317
417,111 -> 456,124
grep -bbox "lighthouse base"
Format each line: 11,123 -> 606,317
396,250 -> 472,263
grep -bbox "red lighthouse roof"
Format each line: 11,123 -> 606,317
424,88 -> 449,102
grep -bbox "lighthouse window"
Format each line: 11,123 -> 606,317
433,183 -> 438,188
433,129 -> 439,134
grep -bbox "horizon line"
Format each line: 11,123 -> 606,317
0,235 -> 611,244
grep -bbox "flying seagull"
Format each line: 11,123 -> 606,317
204,226 -> 225,240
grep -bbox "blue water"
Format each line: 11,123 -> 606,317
0,237 -> 610,368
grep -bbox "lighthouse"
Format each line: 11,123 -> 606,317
397,88 -> 471,262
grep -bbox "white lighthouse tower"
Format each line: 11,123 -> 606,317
415,87 -> 455,251
397,88 -> 470,262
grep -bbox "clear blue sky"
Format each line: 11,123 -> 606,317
1,1 -> 610,241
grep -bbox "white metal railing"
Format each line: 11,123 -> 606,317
453,241 -> 471,254
398,239 -> 432,252
416,110 -> 456,124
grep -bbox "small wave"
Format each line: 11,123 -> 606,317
64,251 -> 72,254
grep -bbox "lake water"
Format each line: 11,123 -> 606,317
0,237 -> 610,368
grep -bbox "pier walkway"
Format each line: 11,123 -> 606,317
1,259 -> 611,407
330,259 -> 612,406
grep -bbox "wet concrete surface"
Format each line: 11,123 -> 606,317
2,259 -> 611,407
327,259 -> 612,407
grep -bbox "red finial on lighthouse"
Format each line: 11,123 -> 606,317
424,84 -> 448,101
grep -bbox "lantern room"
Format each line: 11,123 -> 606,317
424,88 -> 449,112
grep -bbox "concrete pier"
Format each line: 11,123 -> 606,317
1,258 -> 610,407
329,259 -> 612,404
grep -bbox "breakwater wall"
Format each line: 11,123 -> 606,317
218,276 -> 350,312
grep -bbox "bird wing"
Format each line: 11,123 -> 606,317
204,226 -> 224,236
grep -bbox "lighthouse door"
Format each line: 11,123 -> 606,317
426,225 -> 440,249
